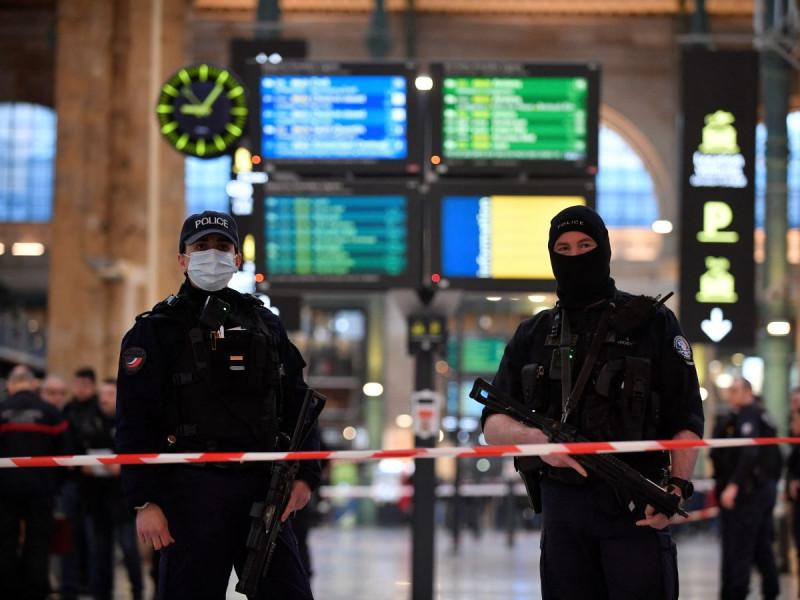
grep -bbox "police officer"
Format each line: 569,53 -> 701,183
710,377 -> 780,600
483,206 -> 704,599
0,365 -> 69,600
116,211 -> 321,600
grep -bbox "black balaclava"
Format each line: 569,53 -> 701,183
548,205 -> 615,308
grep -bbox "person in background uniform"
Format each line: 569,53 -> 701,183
786,388 -> 800,588
482,206 -> 704,600
711,377 -> 780,600
60,367 -> 103,600
40,375 -> 69,411
84,378 -> 143,600
0,365 -> 69,600
116,211 -> 321,600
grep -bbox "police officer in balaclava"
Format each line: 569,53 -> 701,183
482,205 -> 704,600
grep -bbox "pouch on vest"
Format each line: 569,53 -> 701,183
521,363 -> 547,411
210,329 -> 270,395
515,363 -> 546,512
619,356 -> 652,440
591,356 -> 654,441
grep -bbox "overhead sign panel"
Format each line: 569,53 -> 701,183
429,180 -> 594,291
260,74 -> 408,160
429,62 -> 600,177
255,181 -> 422,290
442,77 -> 588,161
678,49 -> 758,347
246,62 -> 422,175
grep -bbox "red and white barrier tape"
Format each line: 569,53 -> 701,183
0,436 -> 798,469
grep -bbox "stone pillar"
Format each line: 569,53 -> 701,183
48,0 -> 187,379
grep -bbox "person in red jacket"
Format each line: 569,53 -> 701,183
0,364 -> 69,600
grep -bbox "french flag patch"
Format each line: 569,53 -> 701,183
122,347 -> 147,374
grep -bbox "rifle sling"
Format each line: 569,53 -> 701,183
561,304 -> 614,423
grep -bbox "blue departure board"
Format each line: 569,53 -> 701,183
260,75 -> 408,160
265,195 -> 409,279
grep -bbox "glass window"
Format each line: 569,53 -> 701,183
755,112 -> 800,228
0,103 -> 56,222
184,155 -> 232,215
596,125 -> 659,227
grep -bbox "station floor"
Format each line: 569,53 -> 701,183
104,526 -> 800,599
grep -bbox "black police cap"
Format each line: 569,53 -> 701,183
179,211 -> 240,252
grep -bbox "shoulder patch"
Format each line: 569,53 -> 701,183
121,347 -> 147,374
673,336 -> 694,365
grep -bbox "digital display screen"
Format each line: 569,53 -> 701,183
264,195 -> 410,282
260,75 -> 408,160
441,76 -> 588,161
440,195 -> 586,280
448,338 -> 507,374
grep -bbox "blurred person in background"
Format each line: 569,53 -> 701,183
784,388 -> 800,591
0,365 -> 69,600
60,367 -> 103,599
40,373 -> 75,594
40,375 -> 69,411
710,377 -> 782,600
83,378 -> 143,600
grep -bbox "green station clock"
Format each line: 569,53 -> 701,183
156,64 -> 248,158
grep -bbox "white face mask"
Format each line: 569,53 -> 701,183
185,249 -> 238,291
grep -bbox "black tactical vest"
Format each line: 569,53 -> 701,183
521,293 -> 666,476
146,294 -> 283,453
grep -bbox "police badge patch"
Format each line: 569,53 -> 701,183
122,347 -> 147,374
673,336 -> 694,365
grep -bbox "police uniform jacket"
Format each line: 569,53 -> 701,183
115,280 -> 321,512
484,290 -> 705,480
0,390 -> 69,497
711,403 -> 781,493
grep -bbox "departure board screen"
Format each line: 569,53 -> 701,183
429,183 -> 593,291
263,193 -> 418,288
430,62 -> 599,177
260,75 -> 408,160
442,76 -> 588,160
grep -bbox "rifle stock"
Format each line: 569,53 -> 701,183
236,388 -> 326,599
469,378 -> 687,518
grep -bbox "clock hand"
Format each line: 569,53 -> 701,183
200,83 -> 225,112
179,104 -> 209,115
182,87 -> 203,105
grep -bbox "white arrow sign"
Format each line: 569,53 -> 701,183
701,307 -> 732,342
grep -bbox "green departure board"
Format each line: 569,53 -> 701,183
442,76 -> 588,160
265,195 -> 408,279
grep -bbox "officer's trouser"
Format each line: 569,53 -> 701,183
157,466 -> 313,600
539,478 -> 678,600
719,481 -> 779,600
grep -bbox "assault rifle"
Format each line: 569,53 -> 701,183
469,378 -> 687,518
237,388 -> 326,599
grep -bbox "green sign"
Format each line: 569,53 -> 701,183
448,338 -> 506,374
441,76 -> 588,160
